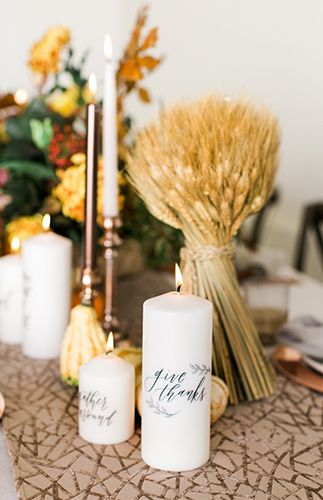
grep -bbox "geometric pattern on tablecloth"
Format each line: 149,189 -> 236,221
1,343 -> 323,500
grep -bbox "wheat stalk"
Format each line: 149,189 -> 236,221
126,93 -> 280,403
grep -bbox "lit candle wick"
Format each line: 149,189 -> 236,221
14,88 -> 28,105
175,263 -> 183,294
11,237 -> 20,253
88,73 -> 97,102
106,331 -> 114,355
42,213 -> 50,232
104,34 -> 113,61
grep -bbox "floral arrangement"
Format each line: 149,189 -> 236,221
0,7 -> 183,266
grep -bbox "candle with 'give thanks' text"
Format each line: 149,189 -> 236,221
142,264 -> 213,471
78,332 -> 135,444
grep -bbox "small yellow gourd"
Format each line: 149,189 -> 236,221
113,346 -> 142,380
60,304 -> 106,386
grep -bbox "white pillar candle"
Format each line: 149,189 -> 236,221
79,334 -> 135,444
142,266 -> 213,471
0,239 -> 23,344
103,34 -> 118,218
21,223 -> 72,359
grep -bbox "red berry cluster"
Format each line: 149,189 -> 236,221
48,124 -> 86,170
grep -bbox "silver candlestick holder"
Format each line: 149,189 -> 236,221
102,216 -> 122,335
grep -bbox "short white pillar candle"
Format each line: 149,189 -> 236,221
0,238 -> 23,344
21,222 -> 72,359
141,265 -> 213,471
79,334 -> 135,444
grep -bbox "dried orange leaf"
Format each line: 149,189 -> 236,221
119,59 -> 143,81
128,6 -> 147,51
138,87 -> 151,103
140,28 -> 158,51
138,56 -> 160,71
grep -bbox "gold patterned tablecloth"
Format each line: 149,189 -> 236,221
2,343 -> 323,500
1,271 -> 323,499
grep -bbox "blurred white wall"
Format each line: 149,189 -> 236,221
1,0 -> 323,276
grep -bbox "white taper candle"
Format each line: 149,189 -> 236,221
103,34 -> 118,218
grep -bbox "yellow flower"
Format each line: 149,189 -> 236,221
48,85 -> 80,117
53,153 -> 102,223
6,214 -> 43,252
29,26 -> 71,76
47,84 -> 93,117
53,153 -> 124,223
0,122 -> 8,143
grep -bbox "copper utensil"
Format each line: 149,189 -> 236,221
0,392 -> 5,418
272,345 -> 323,393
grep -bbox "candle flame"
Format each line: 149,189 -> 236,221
104,34 -> 113,60
14,88 -> 28,105
82,274 -> 91,286
175,263 -> 183,293
42,213 -> 51,232
11,237 -> 20,253
106,332 -> 114,353
88,73 -> 97,99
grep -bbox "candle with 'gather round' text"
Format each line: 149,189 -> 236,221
78,333 -> 135,444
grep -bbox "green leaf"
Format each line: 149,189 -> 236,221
23,99 -> 65,127
4,177 -> 43,219
45,84 -> 68,96
4,140 -> 43,161
23,99 -> 49,121
0,160 -> 57,180
80,49 -> 90,69
43,117 -> 53,138
6,117 -> 32,141
30,118 -> 53,150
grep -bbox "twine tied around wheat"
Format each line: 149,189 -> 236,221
180,242 -> 235,295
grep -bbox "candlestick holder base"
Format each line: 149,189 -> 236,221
102,216 -> 122,338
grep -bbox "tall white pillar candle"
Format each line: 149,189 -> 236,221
21,229 -> 72,359
142,268 -> 213,471
103,34 -> 118,218
0,240 -> 23,344
79,334 -> 135,444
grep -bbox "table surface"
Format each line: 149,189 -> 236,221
1,268 -> 323,500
